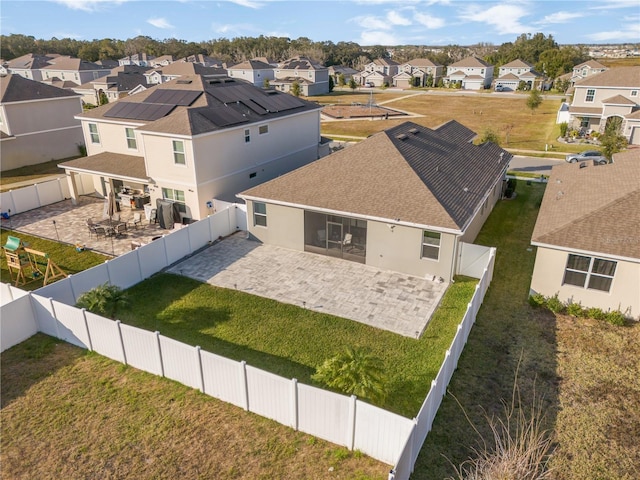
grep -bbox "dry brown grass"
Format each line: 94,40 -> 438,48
550,315 -> 640,480
1,335 -> 389,480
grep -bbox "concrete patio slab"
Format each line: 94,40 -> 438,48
3,196 -> 176,257
168,232 -> 448,338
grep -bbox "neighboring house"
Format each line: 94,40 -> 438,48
40,56 -> 111,86
393,59 -> 444,88
238,120 -> 511,282
226,59 -> 275,87
445,56 -> 494,90
58,75 -> 323,222
271,57 -> 330,96
495,59 -> 542,91
118,53 -> 155,67
328,65 -> 359,85
145,62 -> 226,85
73,65 -> 151,105
530,149 -> 640,318
571,60 -> 607,85
4,53 -> 59,81
566,66 -> 640,144
0,74 -> 84,171
180,54 -> 225,68
150,55 -> 175,67
357,58 -> 400,87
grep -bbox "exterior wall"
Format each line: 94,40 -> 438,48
1,97 -> 84,170
9,68 -> 43,81
42,69 -> 108,85
81,119 -> 146,157
572,86 -> 638,108
246,200 -> 304,250
228,69 -> 274,86
460,177 -> 504,243
530,246 -> 640,319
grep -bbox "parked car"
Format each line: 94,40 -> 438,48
495,84 -> 504,92
565,150 -> 608,165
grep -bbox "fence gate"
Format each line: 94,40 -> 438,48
457,242 -> 493,278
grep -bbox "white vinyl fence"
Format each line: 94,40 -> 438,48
0,205 -> 496,474
0,177 -> 71,216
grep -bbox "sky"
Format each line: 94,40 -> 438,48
1,0 -> 639,46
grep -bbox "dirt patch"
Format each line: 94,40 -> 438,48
322,104 -> 407,119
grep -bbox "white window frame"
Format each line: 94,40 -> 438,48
125,128 -> 137,150
585,89 -> 596,102
421,230 -> 441,261
172,140 -> 186,165
253,202 -> 267,227
259,125 -> 269,135
631,90 -> 638,97
88,123 -> 100,144
563,254 -> 616,292
162,187 -> 187,213
244,129 -> 251,143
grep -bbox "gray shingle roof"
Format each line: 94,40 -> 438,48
0,74 -> 79,103
58,152 -> 149,182
574,66 -> 640,88
240,121 -> 511,231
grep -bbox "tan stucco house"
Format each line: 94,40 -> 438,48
227,59 -> 275,87
357,58 -> 400,87
271,56 -> 330,96
530,149 -> 640,319
238,121 -> 511,282
445,56 -> 494,90
58,74 -> 323,222
0,74 -> 84,171
495,59 -> 542,91
567,66 -> 640,145
393,59 -> 444,88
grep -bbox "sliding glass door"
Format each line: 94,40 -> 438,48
304,211 -> 366,263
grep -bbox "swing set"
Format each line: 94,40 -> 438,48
3,236 -> 67,287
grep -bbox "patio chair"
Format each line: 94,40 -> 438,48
114,223 -> 127,238
343,233 -> 353,252
132,212 -> 142,229
149,208 -> 157,224
93,226 -> 107,239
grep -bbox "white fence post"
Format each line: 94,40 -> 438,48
155,331 -> 164,377
240,360 -> 249,411
348,394 -> 357,450
116,320 -> 127,365
291,378 -> 299,430
68,275 -> 76,303
49,297 -> 61,339
196,346 -> 205,393
81,308 -> 93,351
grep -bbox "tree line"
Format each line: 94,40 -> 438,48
1,32 -> 589,78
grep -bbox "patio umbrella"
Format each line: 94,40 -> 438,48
106,190 -> 117,224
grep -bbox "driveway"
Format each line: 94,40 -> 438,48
167,232 -> 448,338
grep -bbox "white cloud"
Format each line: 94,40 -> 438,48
213,22 -> 256,36
414,12 -> 445,29
53,0 -> 127,12
589,0 -> 640,9
354,15 -> 392,30
536,11 -> 584,24
228,0 -> 264,8
387,11 -> 412,26
459,4 -> 532,35
147,17 -> 174,29
587,23 -> 640,41
359,31 -> 399,46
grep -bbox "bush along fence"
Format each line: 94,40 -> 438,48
0,210 -> 496,477
529,292 -> 629,325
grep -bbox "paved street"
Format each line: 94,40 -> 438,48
509,155 -> 563,176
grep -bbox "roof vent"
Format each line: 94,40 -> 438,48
463,187 -> 469,192
409,128 -> 419,134
176,80 -> 192,84
396,133 -> 408,141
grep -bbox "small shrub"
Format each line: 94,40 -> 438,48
546,294 -> 565,314
331,447 -> 351,461
566,301 -> 584,318
605,310 -> 626,326
559,122 -> 568,137
586,307 -> 606,321
529,294 -> 546,308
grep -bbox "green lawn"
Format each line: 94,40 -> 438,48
119,273 -> 478,417
0,158 -> 69,191
1,229 -> 108,291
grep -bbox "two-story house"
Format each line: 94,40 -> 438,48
226,59 -> 275,87
144,62 -> 226,85
180,54 -> 225,68
118,53 -> 155,67
393,58 -> 444,88
58,75 -> 323,221
494,59 -> 542,91
4,53 -> 60,81
40,56 -> 110,86
445,56 -> 494,90
271,57 -> 330,96
570,60 -> 607,85
72,65 -> 152,105
328,65 -> 359,86
0,74 -> 84,171
357,58 -> 400,87
567,66 -> 640,145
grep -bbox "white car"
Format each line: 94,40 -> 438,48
565,150 -> 608,165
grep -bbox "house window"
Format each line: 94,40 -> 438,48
162,187 -> 186,213
172,140 -> 185,165
253,202 -> 267,227
88,123 -> 100,144
631,90 -> 638,97
244,129 -> 251,143
580,118 -> 590,128
125,128 -> 137,149
259,125 -> 268,135
563,254 -> 616,292
421,230 -> 441,260
585,89 -> 596,102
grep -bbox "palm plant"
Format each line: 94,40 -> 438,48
312,347 -> 388,404
76,282 -> 128,319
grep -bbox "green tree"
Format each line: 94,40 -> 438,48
291,80 -> 301,97
99,91 -> 109,106
312,347 -> 388,403
328,75 -> 334,92
479,128 -> 501,146
526,89 -> 543,114
76,283 -> 128,319
262,78 -> 270,89
348,77 -> 358,92
600,116 -> 628,159
426,74 -> 434,88
337,73 -> 346,87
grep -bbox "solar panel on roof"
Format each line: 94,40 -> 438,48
104,102 -> 175,121
144,89 -> 201,106
198,106 -> 249,127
